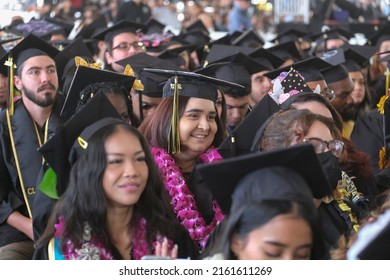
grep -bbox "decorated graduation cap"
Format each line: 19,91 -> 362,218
197,144 -> 332,214
218,93 -> 279,158
266,41 -> 301,62
61,65 -> 136,119
92,20 -> 145,43
39,93 -> 123,197
231,29 -> 264,48
264,56 -> 332,83
319,47 -> 346,66
10,19 -> 64,40
54,37 -> 94,86
143,68 -> 245,153
249,47 -> 285,70
0,34 -> 60,115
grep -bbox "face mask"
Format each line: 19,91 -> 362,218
317,151 -> 342,191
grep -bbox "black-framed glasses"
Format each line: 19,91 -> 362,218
302,137 -> 344,157
112,41 -> 145,52
321,88 -> 335,102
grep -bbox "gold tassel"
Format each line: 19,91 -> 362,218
377,95 -> 388,115
4,55 -> 15,116
379,146 -> 388,170
123,64 -> 144,91
168,76 -> 181,154
386,67 -> 390,97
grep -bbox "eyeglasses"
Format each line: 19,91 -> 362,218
321,88 -> 335,102
111,41 -> 145,52
302,137 -> 344,157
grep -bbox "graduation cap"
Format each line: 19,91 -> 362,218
54,37 -> 94,85
208,33 -> 231,47
116,52 -> 181,97
343,45 -> 374,72
231,29 -> 264,48
347,209 -> 390,260
264,56 -> 332,83
266,41 -> 301,62
197,52 -> 269,95
218,93 -> 279,158
0,34 -> 60,115
140,32 -> 173,53
45,17 -> 74,38
92,20 -> 145,43
367,23 -> 390,46
143,68 -> 245,153
61,66 -> 135,118
141,18 -> 166,35
311,27 -> 353,43
39,93 -> 122,196
157,44 -> 198,67
202,44 -> 253,66
271,27 -> 310,45
197,144 -> 332,214
10,19 -> 64,40
348,22 -> 381,39
74,15 -> 108,40
184,19 -> 209,35
319,47 -> 346,66
249,47 -> 285,70
321,64 -> 350,84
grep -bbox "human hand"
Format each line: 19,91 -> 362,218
154,237 -> 178,259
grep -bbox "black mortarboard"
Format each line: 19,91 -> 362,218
208,34 -> 231,47
264,56 -> 332,82
39,93 -> 122,196
367,23 -> 390,46
249,47 -> 285,70
10,19 -> 64,40
343,45 -> 373,72
0,33 -> 22,45
202,44 -> 253,66
218,94 -> 279,158
197,144 -> 332,214
141,18 -> 166,35
0,46 -> 5,59
311,28 -> 353,43
231,29 -> 264,48
45,17 -> 74,38
54,37 -> 94,84
230,30 -> 243,42
61,66 -> 135,118
271,27 -> 309,45
184,19 -> 209,35
116,52 -> 181,97
172,30 -> 210,47
321,64 -> 349,84
347,209 -> 390,260
266,41 -> 301,61
92,20 -> 145,43
347,22 -> 381,39
157,44 -> 199,67
75,15 -> 108,40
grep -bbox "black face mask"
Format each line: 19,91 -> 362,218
317,151 -> 342,191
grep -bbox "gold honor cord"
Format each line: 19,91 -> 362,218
4,56 -> 15,116
6,109 -> 32,218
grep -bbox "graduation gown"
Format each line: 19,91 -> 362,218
0,97 -> 63,246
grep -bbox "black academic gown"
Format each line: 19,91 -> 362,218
0,97 -> 63,247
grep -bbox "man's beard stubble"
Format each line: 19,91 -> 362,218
22,83 -> 57,107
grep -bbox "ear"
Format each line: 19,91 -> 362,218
14,75 -> 23,91
230,234 -> 243,258
105,50 -> 113,65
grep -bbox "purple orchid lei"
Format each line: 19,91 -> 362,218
151,146 -> 225,249
54,216 -> 173,260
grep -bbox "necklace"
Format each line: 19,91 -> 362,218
151,146 -> 225,249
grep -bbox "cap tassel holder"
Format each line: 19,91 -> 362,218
5,53 -> 15,116
168,75 -> 181,154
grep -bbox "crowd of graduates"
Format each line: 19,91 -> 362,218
1,0 -> 390,261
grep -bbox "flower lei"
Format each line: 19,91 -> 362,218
54,216 -> 172,260
151,146 -> 225,249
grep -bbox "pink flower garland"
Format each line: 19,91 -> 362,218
55,216 -> 172,260
151,146 -> 225,249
